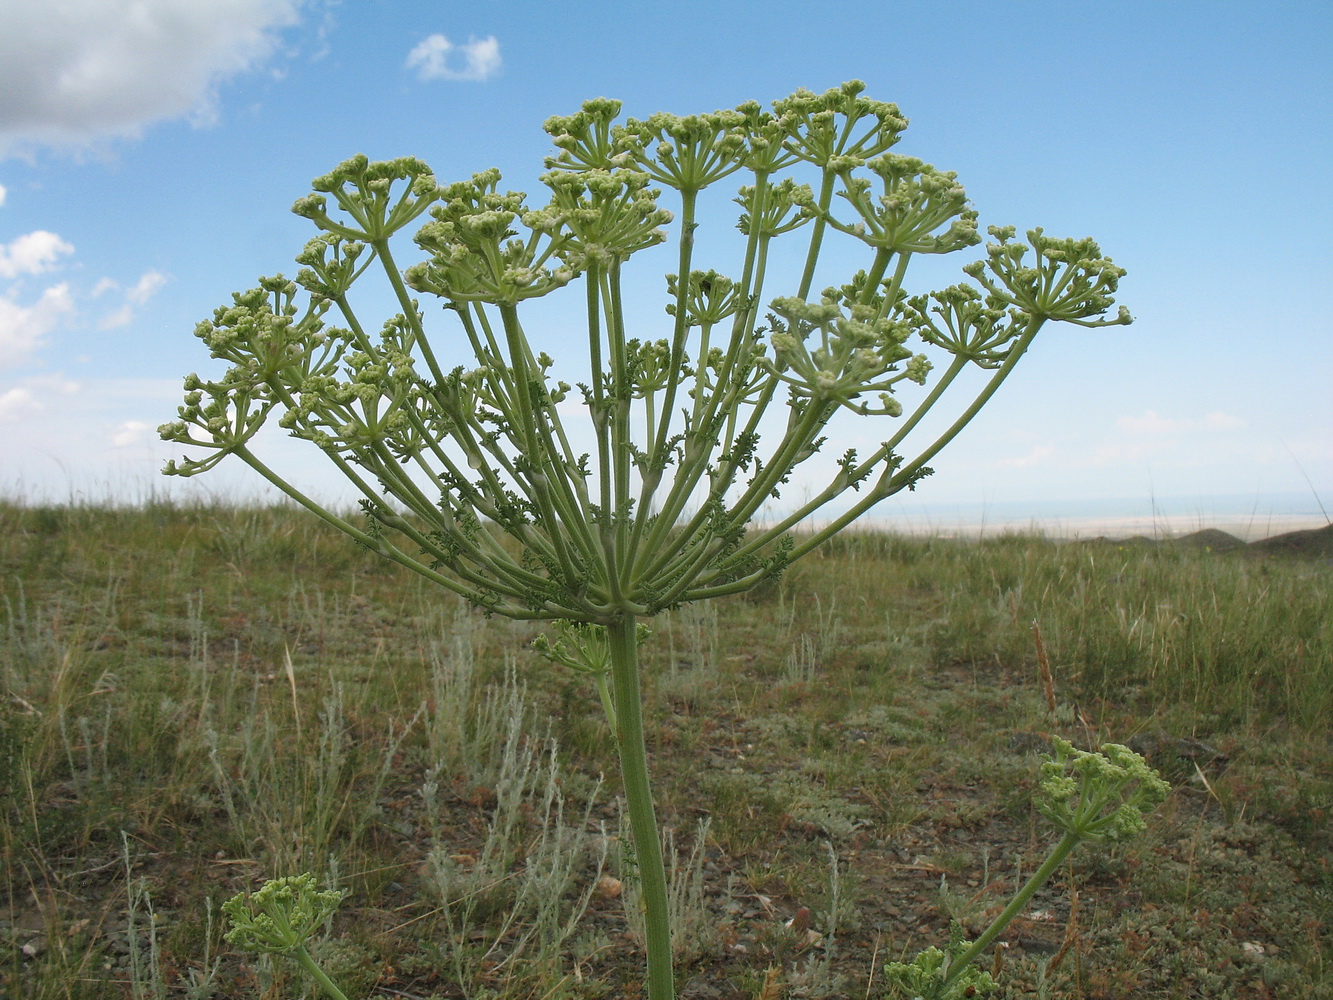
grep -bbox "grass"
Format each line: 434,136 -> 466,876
1,500 -> 1329,999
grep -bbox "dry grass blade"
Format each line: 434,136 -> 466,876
1033,619 -> 1057,714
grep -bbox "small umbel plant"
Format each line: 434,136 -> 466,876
222,874 -> 349,1000
165,83 -> 1136,999
881,738 -> 1171,998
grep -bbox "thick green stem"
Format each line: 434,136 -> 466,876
607,616 -> 674,1000
945,831 -> 1081,988
291,944 -> 352,1000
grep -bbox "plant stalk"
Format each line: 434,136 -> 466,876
945,831 -> 1081,988
606,615 -> 674,1000
291,945 -> 352,1000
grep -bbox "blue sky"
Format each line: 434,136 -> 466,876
1,0 -> 1329,530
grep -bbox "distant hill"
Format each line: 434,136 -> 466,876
1170,528 -> 1247,551
1085,522 -> 1333,557
1248,523 -> 1333,557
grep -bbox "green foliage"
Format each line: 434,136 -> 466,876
161,82 -> 1129,624
223,874 -> 352,1000
222,873 -> 346,956
1035,738 -> 1171,843
422,717 -> 607,995
882,937 -> 999,999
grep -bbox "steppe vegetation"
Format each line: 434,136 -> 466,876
3,501 -> 1329,999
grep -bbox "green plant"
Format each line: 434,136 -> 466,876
222,874 -> 350,1000
202,683 -> 419,873
163,82 -> 1131,999
423,708 -> 607,992
124,833 -> 224,1000
881,738 -> 1170,999
620,815 -> 717,966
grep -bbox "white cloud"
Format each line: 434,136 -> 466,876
112,420 -> 152,448
1116,410 -> 1246,434
96,269 -> 169,328
0,283 -> 75,366
1,230 -> 77,364
0,230 -> 75,278
99,306 -> 135,331
0,0 -> 304,157
0,184 -> 7,206
0,387 -> 39,422
0,375 -> 79,422
406,34 -> 501,82
1085,409 -> 1258,471
126,270 -> 169,305
996,444 -> 1056,469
